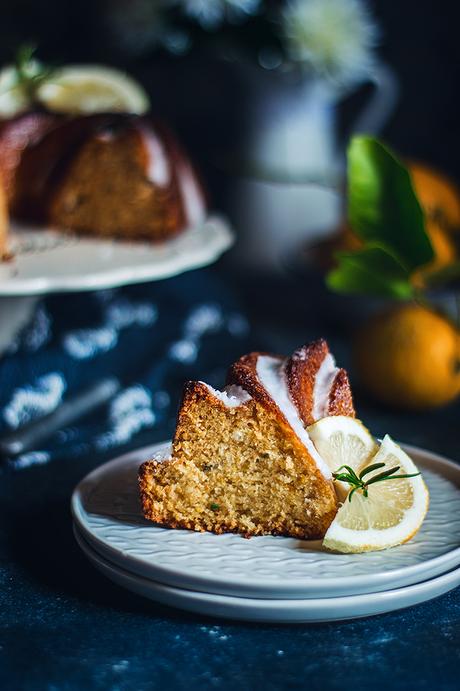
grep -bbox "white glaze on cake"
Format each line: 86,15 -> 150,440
312,352 -> 339,422
202,383 -> 251,408
177,160 -> 206,228
138,126 -> 170,187
256,355 -> 332,479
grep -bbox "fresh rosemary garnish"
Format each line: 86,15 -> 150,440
333,462 -> 421,502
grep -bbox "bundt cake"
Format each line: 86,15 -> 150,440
0,111 -> 206,244
139,339 -> 355,539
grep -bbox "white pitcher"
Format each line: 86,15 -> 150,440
230,62 -> 399,269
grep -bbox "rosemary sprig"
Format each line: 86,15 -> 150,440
333,462 -> 420,502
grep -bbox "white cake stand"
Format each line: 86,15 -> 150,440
0,215 -> 234,355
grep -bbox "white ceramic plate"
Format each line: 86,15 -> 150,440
0,215 -> 233,295
74,526 -> 460,623
71,441 -> 460,599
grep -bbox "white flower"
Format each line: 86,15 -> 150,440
179,0 -> 261,30
281,0 -> 379,85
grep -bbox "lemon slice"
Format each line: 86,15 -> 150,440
36,66 -> 150,115
308,416 -> 377,499
323,435 -> 429,553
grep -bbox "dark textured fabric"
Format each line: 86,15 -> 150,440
0,269 -> 251,469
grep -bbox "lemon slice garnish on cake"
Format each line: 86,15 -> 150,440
36,66 -> 150,115
308,416 -> 377,499
323,435 -> 429,553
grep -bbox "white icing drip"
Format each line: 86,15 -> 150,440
256,355 -> 332,480
201,382 -> 251,408
312,353 -> 339,422
138,126 -> 170,187
177,160 -> 206,228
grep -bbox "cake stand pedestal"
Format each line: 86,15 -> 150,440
0,296 -> 39,356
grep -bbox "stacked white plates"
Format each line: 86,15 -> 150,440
72,442 -> 460,623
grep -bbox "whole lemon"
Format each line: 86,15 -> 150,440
354,304 -> 460,410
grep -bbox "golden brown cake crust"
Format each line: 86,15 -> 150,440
286,339 -> 355,424
285,339 -> 329,426
226,352 -> 282,413
328,368 -> 356,418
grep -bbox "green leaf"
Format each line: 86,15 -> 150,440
326,245 -> 415,299
348,137 -> 435,271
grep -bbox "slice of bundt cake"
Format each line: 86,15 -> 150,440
139,340 -> 355,539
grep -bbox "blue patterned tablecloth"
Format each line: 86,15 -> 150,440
0,268 -> 251,469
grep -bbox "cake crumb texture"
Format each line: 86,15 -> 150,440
139,382 -> 337,539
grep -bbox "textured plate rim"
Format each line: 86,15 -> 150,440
74,525 -> 460,623
0,214 -> 234,295
71,440 -> 460,599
